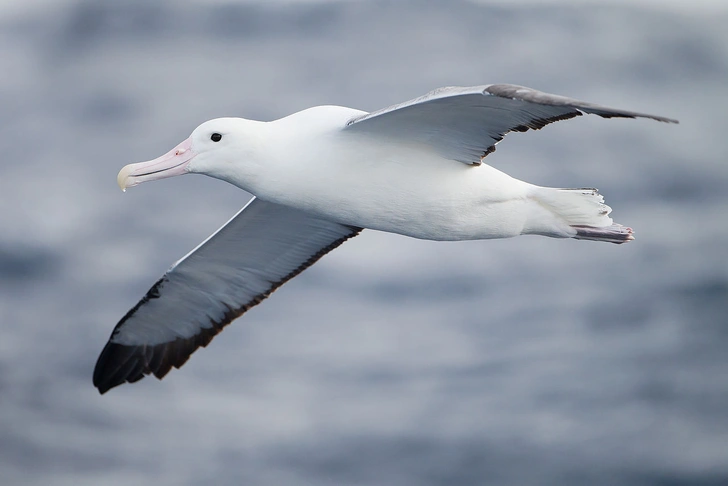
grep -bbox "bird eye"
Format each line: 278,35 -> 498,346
210,133 -> 222,142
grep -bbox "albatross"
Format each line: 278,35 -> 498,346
93,84 -> 677,394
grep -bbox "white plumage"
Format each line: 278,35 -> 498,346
94,84 -> 677,394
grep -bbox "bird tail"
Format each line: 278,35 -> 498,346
527,187 -> 634,244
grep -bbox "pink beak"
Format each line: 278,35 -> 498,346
117,138 -> 196,191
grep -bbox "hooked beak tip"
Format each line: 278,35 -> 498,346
117,164 -> 134,191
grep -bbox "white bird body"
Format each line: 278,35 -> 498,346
96,84 -> 677,394
198,106 -> 568,241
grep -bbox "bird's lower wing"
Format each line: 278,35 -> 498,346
93,197 -> 361,394
343,84 -> 677,165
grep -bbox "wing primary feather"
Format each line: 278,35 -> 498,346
93,200 -> 361,394
344,83 -> 677,165
483,84 -> 679,124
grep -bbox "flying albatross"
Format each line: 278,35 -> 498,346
93,84 -> 677,394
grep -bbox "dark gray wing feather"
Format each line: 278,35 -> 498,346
93,198 -> 361,394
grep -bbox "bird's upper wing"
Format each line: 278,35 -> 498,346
343,84 -> 678,165
93,197 -> 361,394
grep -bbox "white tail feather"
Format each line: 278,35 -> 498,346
572,223 -> 634,243
527,187 -> 634,244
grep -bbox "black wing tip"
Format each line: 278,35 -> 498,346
93,341 -> 148,394
484,83 -> 679,125
92,340 -> 190,394
92,318 -> 237,394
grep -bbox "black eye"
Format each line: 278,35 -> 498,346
210,133 -> 222,142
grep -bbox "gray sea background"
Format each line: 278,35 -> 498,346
1,1 -> 727,484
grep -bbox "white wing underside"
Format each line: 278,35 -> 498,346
344,84 -> 678,165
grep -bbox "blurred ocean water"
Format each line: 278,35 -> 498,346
1,1 -> 727,485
